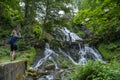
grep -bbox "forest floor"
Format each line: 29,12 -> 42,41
0,44 -> 36,67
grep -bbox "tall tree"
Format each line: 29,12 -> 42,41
23,0 -> 36,24
0,0 -> 23,27
35,0 -> 73,38
74,0 -> 120,42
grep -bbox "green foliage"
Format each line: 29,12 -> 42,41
74,0 -> 120,42
60,60 -> 68,68
17,47 -> 37,66
98,41 -> 120,61
42,32 -> 53,43
77,31 -> 85,38
79,0 -> 103,10
65,61 -> 120,80
0,1 -> 24,26
35,0 -> 74,34
18,40 -> 30,51
107,43 -> 118,51
0,30 -> 10,38
0,43 -> 36,67
33,23 -> 42,40
0,45 -> 10,57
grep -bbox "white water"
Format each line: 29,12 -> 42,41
55,27 -> 102,65
84,44 -> 102,60
34,27 -> 102,67
33,27 -> 103,80
55,27 -> 82,42
34,43 -> 59,69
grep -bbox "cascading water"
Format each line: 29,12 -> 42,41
54,27 -> 102,64
34,43 -> 59,70
54,27 -> 82,42
32,27 -> 103,80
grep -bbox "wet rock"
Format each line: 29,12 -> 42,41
54,69 -> 65,80
0,60 -> 27,80
27,69 -> 50,78
37,77 -> 47,80
45,64 -> 55,70
25,76 -> 33,80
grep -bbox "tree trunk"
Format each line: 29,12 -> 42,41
41,0 -> 49,39
25,0 -> 29,19
0,4 -> 4,21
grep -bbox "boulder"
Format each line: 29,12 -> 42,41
0,60 -> 27,80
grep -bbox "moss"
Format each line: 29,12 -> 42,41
43,32 -> 53,43
60,60 -> 68,68
16,73 -> 25,80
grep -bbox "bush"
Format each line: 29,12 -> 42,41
33,23 -> 42,40
17,47 -> 37,67
0,46 -> 10,57
107,43 -> 118,51
65,61 -> 120,80
18,40 -> 29,51
0,30 -> 10,38
98,42 -> 120,61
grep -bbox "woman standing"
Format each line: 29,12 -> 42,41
9,29 -> 21,61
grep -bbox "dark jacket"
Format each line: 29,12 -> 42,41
9,33 -> 22,45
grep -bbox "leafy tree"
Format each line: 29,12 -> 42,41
0,0 -> 23,27
74,0 -> 120,42
19,0 -> 74,40
34,0 -> 74,38
23,0 -> 36,24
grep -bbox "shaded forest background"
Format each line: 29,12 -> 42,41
0,0 -> 120,61
0,0 -> 120,80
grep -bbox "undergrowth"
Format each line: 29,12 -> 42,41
98,41 -> 120,61
65,60 -> 120,80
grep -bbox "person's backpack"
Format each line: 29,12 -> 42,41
8,35 -> 15,44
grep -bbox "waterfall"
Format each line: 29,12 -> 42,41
34,43 -> 59,69
55,27 -> 82,42
33,27 -> 103,80
72,0 -> 79,14
54,27 -> 102,64
84,44 -> 102,60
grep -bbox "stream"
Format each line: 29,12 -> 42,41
26,27 -> 103,80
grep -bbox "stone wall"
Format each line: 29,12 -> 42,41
0,60 -> 27,80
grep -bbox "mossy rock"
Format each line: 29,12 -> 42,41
16,73 -> 25,80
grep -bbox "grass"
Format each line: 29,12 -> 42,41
0,44 -> 37,68
0,56 -> 10,62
